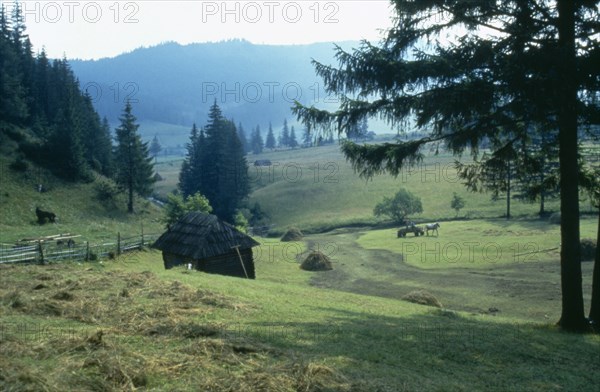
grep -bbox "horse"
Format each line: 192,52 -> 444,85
36,207 -> 56,224
425,222 -> 440,236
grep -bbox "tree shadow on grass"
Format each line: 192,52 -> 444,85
233,308 -> 600,391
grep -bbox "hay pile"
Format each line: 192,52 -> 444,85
281,227 -> 303,242
300,251 -> 333,271
401,290 -> 442,308
581,239 -> 597,262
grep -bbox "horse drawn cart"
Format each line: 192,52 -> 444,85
397,225 -> 425,237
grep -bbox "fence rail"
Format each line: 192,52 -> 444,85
0,233 -> 160,265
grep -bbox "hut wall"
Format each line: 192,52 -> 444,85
198,249 -> 255,279
163,252 -> 194,270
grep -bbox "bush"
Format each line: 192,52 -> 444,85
374,188 -> 423,224
95,179 -> 119,202
549,212 -> 561,225
9,156 -> 28,172
163,192 -> 212,226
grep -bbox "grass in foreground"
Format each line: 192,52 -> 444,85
1,244 -> 598,391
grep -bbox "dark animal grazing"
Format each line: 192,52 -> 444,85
425,222 -> 440,236
254,159 -> 272,167
36,207 -> 56,224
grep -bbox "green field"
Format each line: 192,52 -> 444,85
1,243 -> 599,391
247,144 -> 568,233
1,135 -> 599,391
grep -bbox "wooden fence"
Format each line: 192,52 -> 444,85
0,232 -> 160,265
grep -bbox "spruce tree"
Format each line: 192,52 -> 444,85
294,0 -> 600,331
289,125 -> 298,149
280,119 -> 290,147
114,101 -> 155,213
0,3 -> 27,123
237,122 -> 249,154
182,101 -> 250,222
302,125 -> 312,147
251,125 -> 264,154
150,135 -> 162,162
265,122 -> 276,150
179,123 -> 204,197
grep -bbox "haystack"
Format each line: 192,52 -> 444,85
300,251 -> 333,271
581,239 -> 597,262
401,290 -> 442,308
281,227 -> 303,242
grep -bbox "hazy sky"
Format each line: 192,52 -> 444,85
11,0 -> 395,59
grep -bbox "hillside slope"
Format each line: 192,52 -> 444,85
0,129 -> 164,244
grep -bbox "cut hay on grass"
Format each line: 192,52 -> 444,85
300,251 -> 333,272
401,290 -> 443,308
0,261 -> 363,391
281,227 -> 303,242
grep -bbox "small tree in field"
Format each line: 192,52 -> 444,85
163,192 -> 212,226
450,193 -> 466,217
374,188 -> 422,225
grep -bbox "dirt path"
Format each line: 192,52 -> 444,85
305,231 -> 594,323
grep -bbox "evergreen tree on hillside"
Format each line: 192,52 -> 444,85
0,1 -> 111,181
237,122 -> 249,154
97,117 -> 114,176
49,97 -> 88,181
280,119 -> 290,147
179,123 -> 205,197
251,126 -> 264,154
149,134 -> 162,162
289,125 -> 298,149
265,122 -> 276,150
0,3 -> 28,123
44,59 -> 91,181
114,101 -> 155,213
179,101 -> 249,221
302,125 -> 312,147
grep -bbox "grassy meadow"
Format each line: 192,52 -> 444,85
1,246 -> 599,391
1,136 -> 599,391
245,143 -> 574,233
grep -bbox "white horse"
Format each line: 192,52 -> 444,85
425,222 -> 440,236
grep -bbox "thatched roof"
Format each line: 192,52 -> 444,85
153,212 -> 259,260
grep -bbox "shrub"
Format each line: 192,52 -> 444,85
163,192 -> 212,226
9,156 -> 28,172
374,188 -> 423,224
95,179 -> 119,202
549,212 -> 561,225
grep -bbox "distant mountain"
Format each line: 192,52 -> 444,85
70,40 -> 359,144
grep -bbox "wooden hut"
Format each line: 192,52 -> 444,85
152,212 -> 259,279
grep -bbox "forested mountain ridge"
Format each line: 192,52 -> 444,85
69,40 -> 358,134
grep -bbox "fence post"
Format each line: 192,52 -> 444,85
38,240 -> 44,265
86,241 -> 90,262
117,232 -> 121,256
